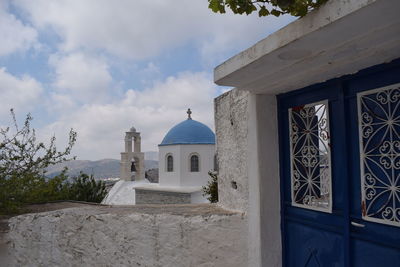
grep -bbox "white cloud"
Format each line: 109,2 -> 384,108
47,93 -> 76,114
14,0 -> 293,61
4,0 -> 295,161
0,0 -> 37,56
42,71 -> 217,160
49,52 -> 112,105
0,67 -> 43,119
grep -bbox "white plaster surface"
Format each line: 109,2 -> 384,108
6,205 -> 247,267
102,180 -> 149,205
214,90 -> 282,266
249,94 -> 282,267
180,144 -> 215,187
159,144 -> 215,188
158,145 -> 181,186
214,88 -> 250,212
190,191 -> 209,204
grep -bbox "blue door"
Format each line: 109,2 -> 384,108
278,59 -> 400,267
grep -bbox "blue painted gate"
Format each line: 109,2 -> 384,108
278,59 -> 400,267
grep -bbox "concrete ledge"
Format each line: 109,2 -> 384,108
6,204 -> 247,267
214,0 -> 400,94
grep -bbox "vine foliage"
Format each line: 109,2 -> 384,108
208,0 -> 328,17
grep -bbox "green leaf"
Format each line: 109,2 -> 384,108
297,4 -> 308,17
270,9 -> 282,17
277,0 -> 294,9
207,0 -> 327,18
258,6 -> 269,16
208,0 -> 223,13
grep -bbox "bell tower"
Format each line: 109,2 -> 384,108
120,126 -> 145,181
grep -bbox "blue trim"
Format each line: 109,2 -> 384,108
277,58 -> 400,99
337,83 -> 351,267
277,95 -> 287,267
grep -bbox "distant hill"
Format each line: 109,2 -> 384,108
46,159 -> 158,179
144,151 -> 158,161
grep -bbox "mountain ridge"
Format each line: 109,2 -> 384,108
46,159 -> 158,179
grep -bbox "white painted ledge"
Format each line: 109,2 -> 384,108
102,180 -> 205,205
214,0 -> 400,94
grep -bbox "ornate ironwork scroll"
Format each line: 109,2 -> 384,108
289,100 -> 332,212
358,83 -> 400,227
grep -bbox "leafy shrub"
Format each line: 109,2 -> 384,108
0,169 -> 108,214
0,110 -> 106,214
67,172 -> 107,203
0,170 -> 70,214
202,171 -> 218,203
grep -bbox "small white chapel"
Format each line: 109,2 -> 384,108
102,109 -> 216,205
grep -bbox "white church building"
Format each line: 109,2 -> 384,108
158,109 -> 215,189
102,109 -> 215,205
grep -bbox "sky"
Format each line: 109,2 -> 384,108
0,0 -> 294,160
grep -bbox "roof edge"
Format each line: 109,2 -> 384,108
214,0 -> 377,84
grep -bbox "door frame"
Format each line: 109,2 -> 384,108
277,58 -> 400,267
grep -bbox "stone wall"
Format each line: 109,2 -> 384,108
214,89 -> 283,266
135,189 -> 191,204
214,88 -> 250,212
7,204 -> 247,267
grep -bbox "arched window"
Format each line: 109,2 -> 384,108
166,154 -> 173,172
190,154 -> 199,172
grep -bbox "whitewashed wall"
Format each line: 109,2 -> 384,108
180,144 -> 215,187
214,89 -> 282,267
214,89 -> 250,212
7,205 -> 247,267
159,144 -> 215,187
158,145 -> 181,186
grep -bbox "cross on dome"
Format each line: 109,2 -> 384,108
187,108 -> 192,120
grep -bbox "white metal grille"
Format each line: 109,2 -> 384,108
289,100 -> 332,213
358,83 -> 400,227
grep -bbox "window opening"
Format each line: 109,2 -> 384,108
358,83 -> 400,227
289,100 -> 332,212
190,154 -> 199,172
166,155 -> 173,172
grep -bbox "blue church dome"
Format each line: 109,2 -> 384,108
159,111 -> 215,146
